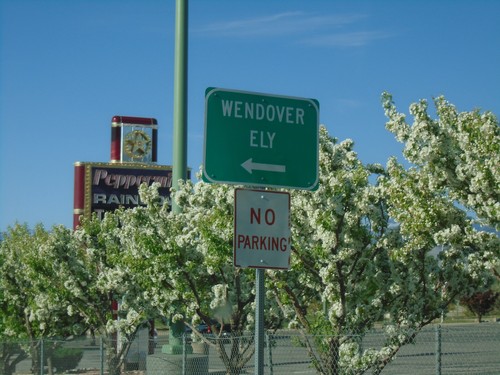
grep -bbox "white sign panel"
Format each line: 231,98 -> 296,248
234,188 -> 291,269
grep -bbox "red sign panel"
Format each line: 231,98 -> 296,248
73,162 -> 173,228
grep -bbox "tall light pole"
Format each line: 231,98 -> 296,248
172,0 -> 188,213
164,0 -> 189,355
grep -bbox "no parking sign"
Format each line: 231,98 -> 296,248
233,188 -> 291,269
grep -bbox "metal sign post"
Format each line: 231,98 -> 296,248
233,188 -> 291,375
255,268 -> 265,375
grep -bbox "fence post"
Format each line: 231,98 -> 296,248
40,339 -> 44,375
182,333 -> 187,375
100,337 -> 104,375
435,324 -> 442,375
266,333 -> 274,375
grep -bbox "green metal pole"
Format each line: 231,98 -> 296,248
40,339 -> 44,375
172,0 -> 188,214
163,0 -> 189,355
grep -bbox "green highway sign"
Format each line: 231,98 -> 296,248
203,88 -> 319,190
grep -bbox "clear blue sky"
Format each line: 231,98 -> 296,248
1,0 -> 499,231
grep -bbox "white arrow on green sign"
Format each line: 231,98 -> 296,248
203,88 -> 319,190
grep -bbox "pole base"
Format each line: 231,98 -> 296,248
161,343 -> 192,355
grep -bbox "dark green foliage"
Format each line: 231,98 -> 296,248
461,290 -> 499,322
46,347 -> 84,373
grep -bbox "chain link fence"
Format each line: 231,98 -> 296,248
2,323 -> 499,375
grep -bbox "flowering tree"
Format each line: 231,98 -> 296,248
39,216 -> 155,375
269,127 -> 401,373
374,93 -> 500,370
0,284 -> 22,375
268,123 -> 499,374
0,224 -> 82,375
0,224 -> 41,375
117,180 -> 283,374
382,93 -> 499,230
